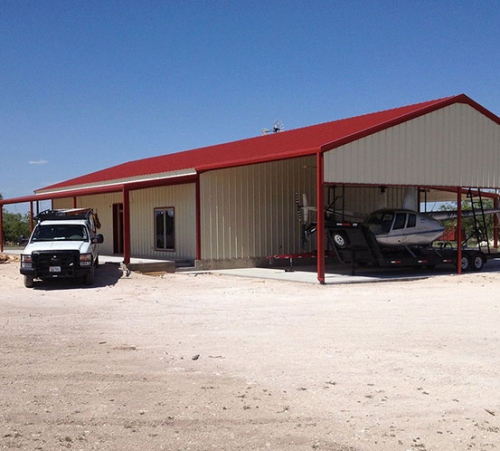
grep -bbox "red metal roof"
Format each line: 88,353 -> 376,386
38,94 -> 497,193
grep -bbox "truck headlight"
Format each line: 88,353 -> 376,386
80,254 -> 92,267
21,254 -> 33,270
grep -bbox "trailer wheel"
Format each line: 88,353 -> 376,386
460,253 -> 471,272
470,252 -> 485,271
333,232 -> 349,249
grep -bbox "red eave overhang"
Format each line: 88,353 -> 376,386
0,174 -> 198,207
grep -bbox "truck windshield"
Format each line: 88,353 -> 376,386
31,225 -> 88,242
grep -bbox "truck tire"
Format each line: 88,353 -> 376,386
470,252 -> 485,271
84,267 -> 95,286
24,275 -> 34,288
333,232 -> 349,249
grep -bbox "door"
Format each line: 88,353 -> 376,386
113,203 -> 124,254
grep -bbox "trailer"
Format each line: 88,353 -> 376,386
327,222 -> 487,275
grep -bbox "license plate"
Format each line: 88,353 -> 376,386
49,266 -> 61,273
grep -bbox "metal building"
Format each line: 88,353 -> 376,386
2,94 -> 500,283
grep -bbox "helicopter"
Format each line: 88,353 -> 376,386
296,191 -> 500,249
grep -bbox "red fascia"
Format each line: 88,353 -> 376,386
0,174 -> 199,208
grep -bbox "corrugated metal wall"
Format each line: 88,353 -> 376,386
53,186 -> 196,259
200,156 -> 316,260
324,103 -> 500,187
129,184 -> 196,259
326,185 -> 407,221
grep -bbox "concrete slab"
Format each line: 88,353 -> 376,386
185,257 -> 500,285
184,266 -> 432,284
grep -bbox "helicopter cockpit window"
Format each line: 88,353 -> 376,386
364,211 -> 394,234
407,213 -> 416,228
393,213 -> 406,230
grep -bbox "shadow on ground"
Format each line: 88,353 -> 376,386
29,262 -> 124,290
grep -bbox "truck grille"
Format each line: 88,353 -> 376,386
32,250 -> 79,278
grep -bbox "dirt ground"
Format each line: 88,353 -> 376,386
1,257 -> 500,451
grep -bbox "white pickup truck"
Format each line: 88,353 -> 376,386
20,208 -> 104,288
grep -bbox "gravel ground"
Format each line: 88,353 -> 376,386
1,257 -> 500,451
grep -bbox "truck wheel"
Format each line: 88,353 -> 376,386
333,232 -> 349,249
470,252 -> 484,271
460,253 -> 471,272
24,275 -> 34,288
84,267 -> 95,286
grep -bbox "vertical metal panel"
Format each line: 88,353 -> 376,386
53,188 -> 196,259
324,103 -> 500,187
128,184 -> 196,259
335,186 -> 405,219
200,156 -> 316,260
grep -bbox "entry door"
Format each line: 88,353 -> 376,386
113,203 -> 124,254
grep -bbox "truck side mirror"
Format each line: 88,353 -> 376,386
93,234 -> 104,244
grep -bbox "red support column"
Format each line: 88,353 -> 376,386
494,196 -> 499,249
456,187 -> 462,275
316,151 -> 325,284
0,205 -> 4,252
73,196 -> 77,208
30,201 -> 34,232
122,187 -> 131,265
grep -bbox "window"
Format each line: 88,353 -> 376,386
393,213 -> 407,230
407,213 -> 416,228
155,207 -> 175,251
32,225 -> 88,241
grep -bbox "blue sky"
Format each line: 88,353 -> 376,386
1,0 -> 499,213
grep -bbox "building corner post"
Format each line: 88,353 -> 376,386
316,150 -> 325,284
122,186 -> 131,265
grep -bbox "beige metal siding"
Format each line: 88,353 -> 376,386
53,188 -> 196,259
52,198 -> 73,209
200,156 -> 316,260
324,103 -> 500,187
328,186 -> 407,220
129,184 -> 196,259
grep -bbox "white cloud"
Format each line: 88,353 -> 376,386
29,159 -> 48,165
